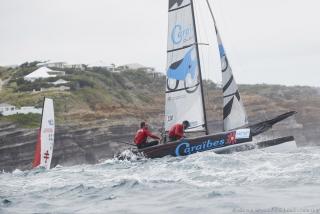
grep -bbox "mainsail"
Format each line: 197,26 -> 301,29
165,0 -> 207,132
205,0 -> 248,131
32,98 -> 55,170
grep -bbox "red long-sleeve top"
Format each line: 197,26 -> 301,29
168,123 -> 184,140
134,127 -> 160,145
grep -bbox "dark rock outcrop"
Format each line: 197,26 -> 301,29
1,111 -> 319,172
0,121 -> 137,172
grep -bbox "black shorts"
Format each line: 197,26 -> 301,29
137,140 -> 159,149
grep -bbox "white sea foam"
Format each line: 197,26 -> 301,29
1,146 -> 320,213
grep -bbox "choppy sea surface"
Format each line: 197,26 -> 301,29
1,147 -> 320,214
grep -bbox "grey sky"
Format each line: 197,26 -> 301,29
0,0 -> 319,86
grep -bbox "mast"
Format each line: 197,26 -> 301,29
190,0 -> 209,135
40,97 -> 46,130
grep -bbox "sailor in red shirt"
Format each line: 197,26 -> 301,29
168,120 -> 190,142
134,122 -> 160,149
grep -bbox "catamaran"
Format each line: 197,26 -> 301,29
32,97 -> 55,169
135,0 -> 297,158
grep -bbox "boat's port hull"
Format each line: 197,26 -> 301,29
257,136 -> 297,152
214,136 -> 296,154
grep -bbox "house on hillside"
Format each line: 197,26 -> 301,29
118,63 -> 155,73
0,103 -> 16,115
50,79 -> 69,86
17,106 -> 42,115
36,61 -> 66,69
24,67 -> 65,82
63,63 -> 86,71
87,61 -> 113,71
0,103 -> 42,116
37,61 -> 86,71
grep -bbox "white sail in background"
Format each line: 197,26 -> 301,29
165,0 -> 206,132
32,98 -> 55,170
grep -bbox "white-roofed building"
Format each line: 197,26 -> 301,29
63,63 -> 86,71
24,67 -> 65,82
36,61 -> 66,69
0,103 -> 16,115
0,103 -> 42,116
87,60 -> 113,70
50,79 -> 69,86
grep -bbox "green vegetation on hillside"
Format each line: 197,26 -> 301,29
1,62 -> 319,128
0,64 -> 166,124
0,113 -> 41,128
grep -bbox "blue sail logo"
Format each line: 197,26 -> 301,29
166,47 -> 198,93
171,24 -> 193,45
218,44 -> 225,58
167,48 -> 197,81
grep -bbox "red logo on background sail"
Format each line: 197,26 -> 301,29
227,132 -> 236,145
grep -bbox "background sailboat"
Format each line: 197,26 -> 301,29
32,97 -> 55,170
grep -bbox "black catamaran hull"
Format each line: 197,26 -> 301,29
138,134 -> 295,159
214,136 -> 296,154
138,129 -> 252,158
137,111 -> 297,159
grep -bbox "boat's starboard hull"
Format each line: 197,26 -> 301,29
139,129 -> 252,158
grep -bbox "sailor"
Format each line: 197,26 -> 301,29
134,122 -> 160,149
168,120 -> 190,142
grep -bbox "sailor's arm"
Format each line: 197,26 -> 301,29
145,130 -> 160,140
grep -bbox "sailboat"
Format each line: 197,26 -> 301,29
136,0 -> 297,158
32,97 -> 55,170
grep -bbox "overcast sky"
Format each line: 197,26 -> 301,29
0,0 -> 319,86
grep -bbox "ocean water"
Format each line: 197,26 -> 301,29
1,147 -> 320,214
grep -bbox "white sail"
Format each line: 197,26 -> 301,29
165,0 -> 206,132
205,0 -> 248,131
218,33 -> 248,131
32,98 -> 55,170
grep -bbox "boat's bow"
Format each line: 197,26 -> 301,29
247,111 -> 297,136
